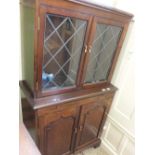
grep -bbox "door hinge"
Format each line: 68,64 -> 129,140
37,16 -> 40,31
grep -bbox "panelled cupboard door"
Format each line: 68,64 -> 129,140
39,107 -> 79,155
82,17 -> 124,87
75,98 -> 107,149
37,5 -> 92,96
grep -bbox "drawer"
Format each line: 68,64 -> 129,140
36,101 -> 77,117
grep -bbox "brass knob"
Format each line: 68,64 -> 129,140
84,45 -> 88,53
106,88 -> 111,91
89,46 -> 92,53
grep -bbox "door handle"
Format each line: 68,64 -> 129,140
84,45 -> 88,53
89,46 -> 92,53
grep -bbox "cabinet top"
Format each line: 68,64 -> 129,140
20,80 -> 117,110
68,0 -> 133,18
20,0 -> 133,19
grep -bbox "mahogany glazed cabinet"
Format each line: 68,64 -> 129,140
20,0 -> 133,155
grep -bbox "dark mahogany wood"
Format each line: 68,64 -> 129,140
22,98 -> 35,129
24,0 -> 133,97
68,0 -> 133,18
76,15 -> 93,88
82,16 -> 127,88
21,85 -> 116,155
20,80 -> 117,109
20,1 -> 133,155
107,23 -> 129,82
38,107 -> 79,155
75,99 -> 107,149
36,3 -> 93,97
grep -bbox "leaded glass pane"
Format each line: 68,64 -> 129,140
84,23 -> 122,83
42,14 -> 87,90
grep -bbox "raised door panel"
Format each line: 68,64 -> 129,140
76,98 -> 107,149
45,117 -> 74,155
39,107 -> 78,155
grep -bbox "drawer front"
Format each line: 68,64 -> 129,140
99,92 -> 115,113
36,101 -> 77,117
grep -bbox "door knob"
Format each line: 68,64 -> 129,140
89,46 -> 92,53
84,45 -> 88,53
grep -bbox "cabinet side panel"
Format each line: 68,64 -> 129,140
20,4 -> 35,91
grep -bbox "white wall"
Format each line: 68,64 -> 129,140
82,0 -> 117,6
97,1 -> 135,154
101,21 -> 135,155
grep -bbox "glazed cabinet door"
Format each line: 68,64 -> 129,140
75,97 -> 107,149
38,107 -> 79,155
36,5 -> 92,97
82,17 -> 125,87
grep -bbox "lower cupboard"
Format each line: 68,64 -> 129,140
22,90 -> 115,155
